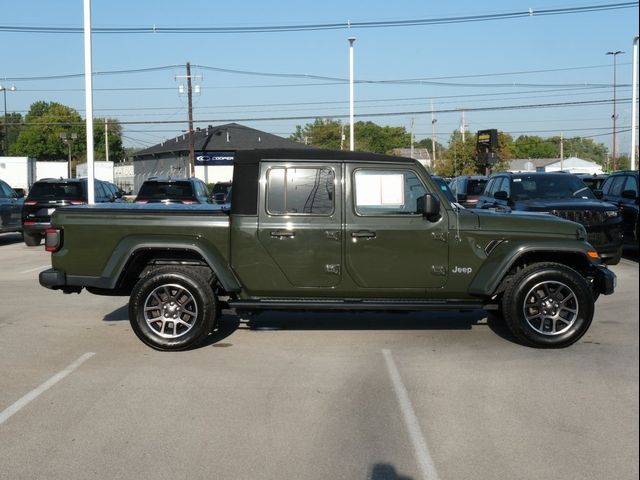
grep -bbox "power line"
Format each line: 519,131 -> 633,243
0,2 -> 635,34
4,97 -> 632,127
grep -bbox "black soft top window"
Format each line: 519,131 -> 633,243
138,181 -> 194,199
28,182 -> 84,200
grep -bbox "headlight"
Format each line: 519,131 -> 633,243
605,210 -> 619,218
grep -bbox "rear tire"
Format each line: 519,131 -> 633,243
501,262 -> 594,348
129,266 -> 217,351
24,233 -> 42,246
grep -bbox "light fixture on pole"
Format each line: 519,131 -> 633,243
348,37 -> 356,151
60,132 -> 78,178
0,84 -> 17,155
606,50 -> 624,171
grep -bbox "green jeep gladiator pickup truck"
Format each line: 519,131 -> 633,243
40,148 -> 616,351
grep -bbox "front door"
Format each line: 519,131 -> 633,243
258,162 -> 342,288
345,165 -> 449,290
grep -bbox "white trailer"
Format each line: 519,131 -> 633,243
36,161 -> 68,180
0,156 -> 37,192
76,161 -> 114,182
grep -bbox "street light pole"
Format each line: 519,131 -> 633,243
0,85 -> 17,155
607,50 -> 624,171
348,37 -> 356,151
631,36 -> 639,171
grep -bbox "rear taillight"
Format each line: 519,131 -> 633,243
45,228 -> 63,252
23,220 -> 36,225
24,200 -> 37,205
69,200 -> 85,205
181,200 -> 197,204
135,199 -> 148,204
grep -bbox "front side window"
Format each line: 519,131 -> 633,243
266,167 -> 335,215
354,169 -> 427,215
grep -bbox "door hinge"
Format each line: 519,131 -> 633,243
325,230 -> 341,241
431,231 -> 448,242
431,265 -> 447,276
325,264 -> 341,275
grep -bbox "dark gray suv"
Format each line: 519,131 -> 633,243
1,179 -> 23,235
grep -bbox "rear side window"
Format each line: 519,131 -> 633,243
266,167 -> 334,215
28,182 -> 84,200
138,181 -> 194,199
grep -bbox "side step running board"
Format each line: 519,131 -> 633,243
228,298 -> 483,312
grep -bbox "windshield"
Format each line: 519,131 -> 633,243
138,181 -> 194,199
467,179 -> 487,195
512,176 -> 595,200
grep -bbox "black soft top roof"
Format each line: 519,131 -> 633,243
232,148 -> 415,215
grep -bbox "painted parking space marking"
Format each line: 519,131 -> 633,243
0,352 -> 95,425
382,349 -> 440,480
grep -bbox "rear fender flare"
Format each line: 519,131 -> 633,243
102,236 -> 241,292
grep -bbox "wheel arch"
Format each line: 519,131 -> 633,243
103,238 -> 241,294
469,243 -> 596,298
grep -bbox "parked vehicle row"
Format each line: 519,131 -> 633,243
446,170 -> 638,265
0,178 -> 24,235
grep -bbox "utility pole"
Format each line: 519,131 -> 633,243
606,50 -> 624,171
410,117 -> 415,159
430,100 -> 437,166
105,118 -> 109,162
560,131 -> 564,170
186,62 -> 195,177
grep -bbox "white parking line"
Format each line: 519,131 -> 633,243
0,352 -> 95,425
382,349 -> 440,480
19,265 -> 51,274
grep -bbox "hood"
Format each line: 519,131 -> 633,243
470,208 -> 580,237
513,198 -> 617,211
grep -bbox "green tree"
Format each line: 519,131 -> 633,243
560,137 -> 608,165
10,102 -> 84,160
289,118 -> 343,149
9,102 -> 126,163
436,130 -> 512,176
0,112 -> 22,156
513,135 -> 558,159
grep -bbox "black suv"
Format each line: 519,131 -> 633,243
1,179 -> 24,235
576,173 -> 609,191
599,170 -> 639,246
210,181 -> 232,204
135,177 -> 211,204
22,178 -> 121,246
476,172 -> 624,264
448,175 -> 488,208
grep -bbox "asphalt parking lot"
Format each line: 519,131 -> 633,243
0,232 -> 638,480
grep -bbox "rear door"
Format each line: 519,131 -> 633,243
257,162 -> 342,288
0,180 -> 22,230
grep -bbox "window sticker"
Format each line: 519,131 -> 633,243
356,173 -> 404,206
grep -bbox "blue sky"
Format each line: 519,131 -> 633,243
1,0 -> 638,156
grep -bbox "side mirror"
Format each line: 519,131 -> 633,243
417,193 -> 441,221
593,189 -> 604,199
456,193 -> 468,203
494,190 -> 509,201
621,189 -> 638,200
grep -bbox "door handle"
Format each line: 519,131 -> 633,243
351,230 -> 376,239
270,230 -> 295,239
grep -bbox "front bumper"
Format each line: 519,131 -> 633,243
593,265 -> 616,296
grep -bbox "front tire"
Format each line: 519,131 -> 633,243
501,262 -> 594,348
129,266 -> 217,351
